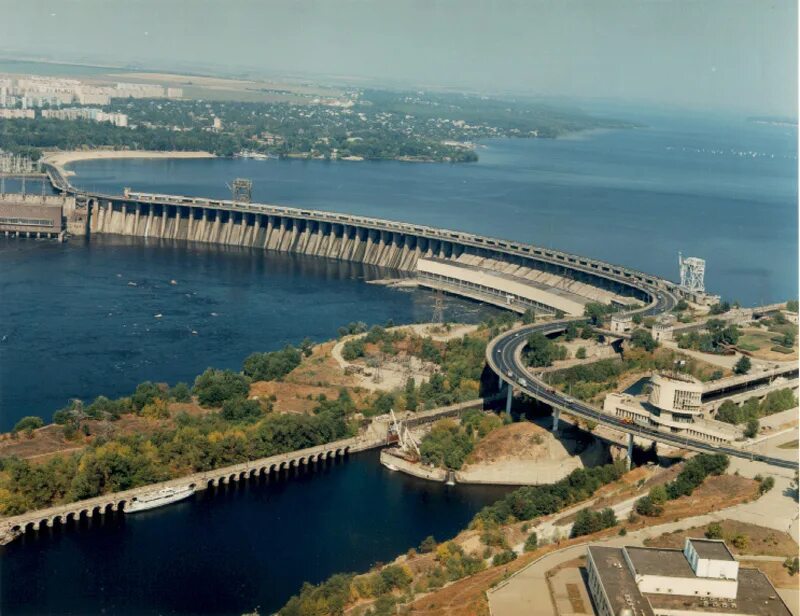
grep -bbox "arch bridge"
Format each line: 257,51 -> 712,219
1,435 -> 380,545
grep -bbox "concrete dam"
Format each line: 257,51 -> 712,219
11,159 -> 690,316
70,187 -> 671,316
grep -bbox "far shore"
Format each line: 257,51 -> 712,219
41,150 -> 216,176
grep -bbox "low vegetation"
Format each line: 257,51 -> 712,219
418,410 -> 504,470
676,319 -> 741,354
716,389 -> 798,425
547,346 -> 719,402
570,507 -> 618,537
635,453 -> 729,517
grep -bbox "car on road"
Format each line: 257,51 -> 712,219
518,377 -> 527,387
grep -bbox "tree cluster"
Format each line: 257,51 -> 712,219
635,454 -> 729,517
570,507 -> 617,537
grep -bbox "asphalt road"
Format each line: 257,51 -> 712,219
487,290 -> 798,471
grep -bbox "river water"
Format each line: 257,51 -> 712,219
0,109 -> 797,615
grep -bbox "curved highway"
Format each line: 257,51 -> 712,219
44,158 -> 794,469
487,289 -> 798,470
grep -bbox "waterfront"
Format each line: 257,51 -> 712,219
0,236 -> 496,431
0,449 -> 510,615
69,111 -> 798,306
0,109 -> 796,615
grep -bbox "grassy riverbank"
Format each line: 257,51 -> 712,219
0,317 -> 513,515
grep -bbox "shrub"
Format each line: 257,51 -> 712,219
784,556 -> 799,576
243,346 -> 302,381
170,382 -> 192,402
12,416 -> 44,433
523,532 -> 538,552
131,381 -> 163,411
193,368 -> 250,408
220,397 -> 263,422
733,356 -> 751,375
570,507 -> 617,537
418,536 -> 437,553
492,550 -> 517,566
635,496 -> 664,517
705,522 -> 723,539
758,476 -> 775,494
731,534 -> 749,550
744,418 -> 759,438
341,337 -> 366,361
576,347 -> 587,360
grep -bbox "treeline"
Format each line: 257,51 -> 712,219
0,118 -> 243,157
0,339 -> 364,514
677,319 -> 741,354
716,389 -> 797,425
635,454 -> 729,517
1,402 -> 352,515
474,461 -> 627,525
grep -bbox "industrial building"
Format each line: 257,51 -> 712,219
586,539 -> 792,616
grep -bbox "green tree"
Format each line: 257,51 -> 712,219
170,382 -> 192,403
733,356 -> 751,375
404,377 -> 418,411
744,418 -> 759,438
13,416 -> 44,433
523,532 -> 538,552
630,329 -> 658,352
492,550 -> 517,566
576,347 -> 587,360
419,535 -> 437,553
522,308 -> 536,324
193,368 -> 250,407
220,397 -> 264,422
705,522 -> 723,539
243,346 -> 302,381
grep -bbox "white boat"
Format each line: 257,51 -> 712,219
124,485 -> 195,513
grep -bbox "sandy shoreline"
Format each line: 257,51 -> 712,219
41,150 -> 215,176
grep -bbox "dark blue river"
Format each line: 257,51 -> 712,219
0,108 -> 796,615
1,450 -> 509,615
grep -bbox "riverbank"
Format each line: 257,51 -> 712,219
41,149 -> 215,177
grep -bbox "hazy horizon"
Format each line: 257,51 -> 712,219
1,0 -> 797,116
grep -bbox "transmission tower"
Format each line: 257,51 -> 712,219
431,290 -> 445,324
227,178 -> 253,203
678,252 -> 706,293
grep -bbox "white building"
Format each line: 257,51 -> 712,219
603,373 -> 736,443
610,313 -> 634,334
41,107 -> 128,127
586,539 -> 791,616
0,109 -> 35,119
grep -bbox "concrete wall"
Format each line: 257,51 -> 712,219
379,449 -> 447,482
84,196 -> 656,310
0,194 -> 65,236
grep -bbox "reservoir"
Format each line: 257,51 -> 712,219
0,110 -> 796,615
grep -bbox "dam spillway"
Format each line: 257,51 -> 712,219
75,188 -> 672,312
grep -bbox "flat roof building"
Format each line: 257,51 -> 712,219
586,539 -> 791,616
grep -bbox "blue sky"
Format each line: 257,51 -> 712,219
1,0 -> 796,115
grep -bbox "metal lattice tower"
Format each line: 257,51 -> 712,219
431,290 -> 445,324
227,178 -> 253,203
678,252 -> 706,293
